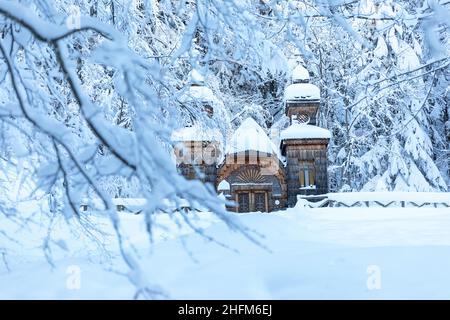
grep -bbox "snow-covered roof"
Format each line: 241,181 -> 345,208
181,69 -> 218,104
171,125 -> 223,143
225,118 -> 282,160
183,85 -> 217,104
292,64 -> 310,82
217,179 -> 230,191
284,83 -> 320,101
281,123 -> 331,140
189,69 -> 205,85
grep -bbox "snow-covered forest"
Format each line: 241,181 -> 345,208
0,0 -> 449,299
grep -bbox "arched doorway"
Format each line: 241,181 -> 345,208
217,161 -> 287,212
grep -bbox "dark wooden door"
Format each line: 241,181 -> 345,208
238,192 -> 250,213
254,192 -> 267,212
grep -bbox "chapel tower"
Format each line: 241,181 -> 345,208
280,64 -> 331,206
172,70 -> 223,185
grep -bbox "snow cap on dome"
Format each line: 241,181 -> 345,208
180,69 -> 218,104
281,122 -> 331,140
284,83 -> 320,101
225,117 -> 282,160
217,179 -> 230,191
292,64 -> 310,82
189,69 -> 205,85
186,85 -> 217,104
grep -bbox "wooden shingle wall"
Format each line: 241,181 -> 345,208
282,139 -> 329,206
285,101 -> 320,124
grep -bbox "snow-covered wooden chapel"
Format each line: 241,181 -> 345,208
172,65 -> 331,212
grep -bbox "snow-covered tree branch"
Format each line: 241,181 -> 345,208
0,0 -> 449,298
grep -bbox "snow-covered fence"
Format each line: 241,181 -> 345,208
299,192 -> 450,208
80,198 -> 207,214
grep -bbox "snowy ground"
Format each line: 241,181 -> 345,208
2,204 -> 450,299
